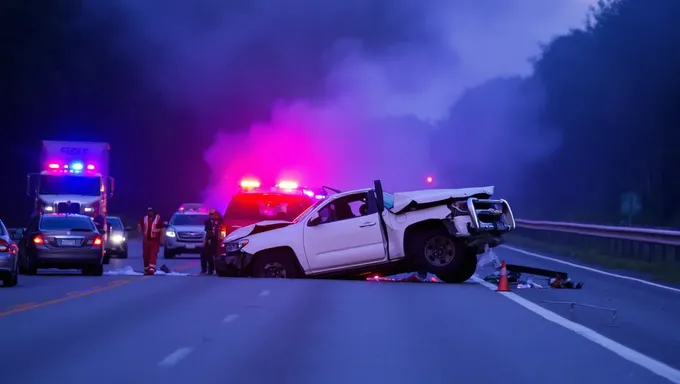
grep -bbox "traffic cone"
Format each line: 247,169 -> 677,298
496,260 -> 511,292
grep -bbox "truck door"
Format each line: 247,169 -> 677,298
303,191 -> 385,271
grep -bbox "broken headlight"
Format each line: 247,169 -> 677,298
225,239 -> 249,253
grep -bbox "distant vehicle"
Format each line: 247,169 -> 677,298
219,178 -> 323,240
105,216 -> 129,260
217,180 -> 515,282
26,141 -> 114,235
163,209 -> 210,259
0,219 -> 19,287
13,214 -> 105,276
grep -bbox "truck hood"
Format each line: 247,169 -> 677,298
168,225 -> 204,232
391,186 -> 495,213
39,194 -> 102,205
224,220 -> 293,242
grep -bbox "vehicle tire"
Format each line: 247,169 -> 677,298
163,248 -> 175,259
83,265 -> 104,276
23,254 -> 38,275
2,269 -> 18,287
251,250 -> 300,278
120,250 -> 128,259
407,227 -> 477,283
103,254 -> 111,264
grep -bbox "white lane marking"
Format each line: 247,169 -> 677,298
472,275 -> 680,383
158,347 -> 193,367
223,314 -> 239,323
259,289 -> 270,297
501,244 -> 680,294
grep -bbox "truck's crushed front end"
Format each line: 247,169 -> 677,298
446,197 -> 516,250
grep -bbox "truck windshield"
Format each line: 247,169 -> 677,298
39,175 -> 101,196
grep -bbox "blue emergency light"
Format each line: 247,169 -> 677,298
71,162 -> 84,171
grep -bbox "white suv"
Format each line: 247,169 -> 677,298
216,180 -> 515,283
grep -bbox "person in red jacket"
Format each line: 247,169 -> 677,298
138,207 -> 164,275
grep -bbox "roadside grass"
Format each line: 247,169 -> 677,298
504,233 -> 680,284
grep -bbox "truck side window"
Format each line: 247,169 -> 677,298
317,192 -> 369,224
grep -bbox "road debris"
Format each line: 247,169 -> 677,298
483,261 -> 583,289
103,265 -> 189,276
540,300 -> 617,325
367,272 -> 442,283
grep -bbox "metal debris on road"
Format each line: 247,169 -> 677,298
483,263 -> 583,289
367,272 -> 442,283
540,300 -> 617,325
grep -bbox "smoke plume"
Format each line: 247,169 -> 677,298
87,0 -> 594,209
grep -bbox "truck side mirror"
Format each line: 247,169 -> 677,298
307,212 -> 321,227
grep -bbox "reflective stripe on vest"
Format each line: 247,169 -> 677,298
143,215 -> 160,239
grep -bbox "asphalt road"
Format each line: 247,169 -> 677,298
484,245 -> 680,371
0,240 -> 677,384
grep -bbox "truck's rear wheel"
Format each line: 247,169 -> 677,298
408,227 -> 477,283
251,250 -> 300,278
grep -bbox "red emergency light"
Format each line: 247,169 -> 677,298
277,180 -> 298,189
240,179 -> 261,188
426,176 -> 433,183
87,164 -> 95,170
48,163 -> 60,169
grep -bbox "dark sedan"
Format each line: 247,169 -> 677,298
14,214 -> 105,276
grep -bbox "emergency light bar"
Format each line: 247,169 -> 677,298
46,162 -> 96,173
277,180 -> 298,190
240,179 -> 261,188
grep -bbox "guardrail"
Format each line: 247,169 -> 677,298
513,219 -> 680,265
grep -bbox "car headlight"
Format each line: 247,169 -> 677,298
165,230 -> 176,237
225,239 -> 249,253
111,234 -> 124,243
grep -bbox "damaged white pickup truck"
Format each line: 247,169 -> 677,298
215,180 -> 515,283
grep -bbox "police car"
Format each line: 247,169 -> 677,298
219,179 -> 325,239
163,206 -> 209,259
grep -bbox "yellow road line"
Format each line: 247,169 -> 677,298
0,280 -> 130,318
0,262 -> 198,318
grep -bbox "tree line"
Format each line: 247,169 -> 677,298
1,0 -> 677,227
447,0 -> 680,227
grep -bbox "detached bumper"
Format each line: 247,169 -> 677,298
214,250 -> 253,276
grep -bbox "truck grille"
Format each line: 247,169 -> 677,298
177,231 -> 205,241
57,202 -> 81,214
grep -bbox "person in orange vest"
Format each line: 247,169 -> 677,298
138,207 -> 164,275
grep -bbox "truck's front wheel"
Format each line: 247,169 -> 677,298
408,228 -> 477,283
251,250 -> 300,279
